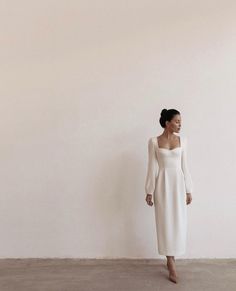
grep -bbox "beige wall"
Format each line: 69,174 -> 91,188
0,0 -> 235,258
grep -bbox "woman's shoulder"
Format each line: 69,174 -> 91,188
148,136 -> 158,144
180,135 -> 189,147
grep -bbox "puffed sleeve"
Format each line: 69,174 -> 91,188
181,137 -> 193,193
145,137 -> 158,195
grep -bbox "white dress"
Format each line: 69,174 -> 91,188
145,135 -> 193,256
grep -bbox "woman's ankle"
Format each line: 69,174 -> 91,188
166,256 -> 175,262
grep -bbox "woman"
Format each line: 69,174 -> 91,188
145,108 -> 193,284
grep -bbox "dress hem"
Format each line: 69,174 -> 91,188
158,250 -> 186,256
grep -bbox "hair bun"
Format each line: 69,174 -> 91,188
161,109 -> 168,117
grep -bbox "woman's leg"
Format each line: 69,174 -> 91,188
166,256 -> 178,283
166,255 -> 175,262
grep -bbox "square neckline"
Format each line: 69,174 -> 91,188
156,135 -> 181,151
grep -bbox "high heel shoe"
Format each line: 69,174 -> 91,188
169,272 -> 178,284
167,260 -> 178,284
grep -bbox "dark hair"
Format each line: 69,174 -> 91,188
159,108 -> 180,128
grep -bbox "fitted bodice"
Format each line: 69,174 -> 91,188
153,137 -> 183,170
145,135 -> 193,195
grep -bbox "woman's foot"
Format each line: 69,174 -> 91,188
167,258 -> 178,284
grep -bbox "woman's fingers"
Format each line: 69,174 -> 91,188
186,195 -> 192,205
145,195 -> 153,206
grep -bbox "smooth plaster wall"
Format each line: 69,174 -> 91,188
0,0 -> 235,258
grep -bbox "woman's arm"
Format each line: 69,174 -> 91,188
145,137 -> 158,195
181,137 -> 193,194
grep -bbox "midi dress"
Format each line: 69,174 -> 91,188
145,135 -> 193,256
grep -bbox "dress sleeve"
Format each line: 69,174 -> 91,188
145,137 -> 158,195
181,137 -> 193,193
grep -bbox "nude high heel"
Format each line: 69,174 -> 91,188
167,259 -> 178,284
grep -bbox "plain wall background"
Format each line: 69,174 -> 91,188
0,0 -> 236,258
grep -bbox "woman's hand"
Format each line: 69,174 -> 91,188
186,193 -> 192,205
145,194 -> 153,206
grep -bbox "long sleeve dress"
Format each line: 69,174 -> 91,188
145,135 -> 193,256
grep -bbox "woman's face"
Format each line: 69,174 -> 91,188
166,114 -> 181,133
